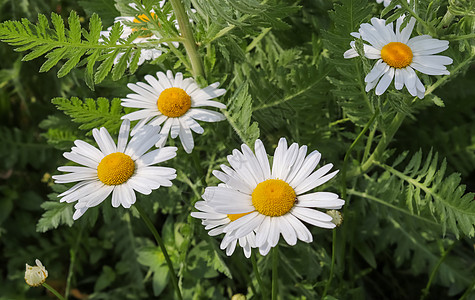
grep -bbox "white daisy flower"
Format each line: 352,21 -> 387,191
191,201 -> 257,257
344,17 -> 453,99
121,70 -> 226,154
52,120 -> 177,220
200,138 -> 345,255
100,1 -> 178,66
25,259 -> 48,287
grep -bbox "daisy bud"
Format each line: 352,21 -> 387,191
25,259 -> 48,287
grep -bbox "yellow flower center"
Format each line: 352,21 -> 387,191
132,13 -> 157,38
380,42 -> 413,68
157,87 -> 192,118
251,179 -> 296,217
97,152 -> 135,185
227,212 -> 252,222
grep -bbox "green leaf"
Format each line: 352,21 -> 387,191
224,83 -> 260,146
94,265 -> 116,292
0,11 -> 148,82
36,200 -> 74,232
379,150 -> 475,238
51,97 -> 124,134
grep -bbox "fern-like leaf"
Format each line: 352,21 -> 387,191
51,97 -> 124,134
223,83 -> 260,146
378,150 -> 475,238
0,11 -> 144,83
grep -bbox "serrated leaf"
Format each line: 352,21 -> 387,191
224,82 -> 260,146
52,97 -> 123,133
36,200 -> 74,232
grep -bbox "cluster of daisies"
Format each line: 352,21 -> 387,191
27,0 -> 455,287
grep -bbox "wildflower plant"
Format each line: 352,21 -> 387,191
0,0 -> 474,299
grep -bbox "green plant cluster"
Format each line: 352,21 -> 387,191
0,0 -> 474,299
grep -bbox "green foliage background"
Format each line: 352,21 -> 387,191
0,0 -> 474,299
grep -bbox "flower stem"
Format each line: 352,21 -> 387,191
272,246 -> 279,300
437,9 -> 454,30
340,107 -> 379,199
169,0 -> 204,79
420,243 -> 455,300
321,229 -> 337,298
251,250 -> 268,299
65,226 -> 83,299
347,111 -> 405,178
42,282 -> 66,300
459,277 -> 475,300
135,203 -> 183,300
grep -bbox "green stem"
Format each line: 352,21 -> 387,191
347,189 -> 440,226
321,229 -> 337,298
348,111 -> 405,178
169,0 -> 204,79
42,282 -> 66,300
437,9 -> 454,30
135,203 -> 183,300
398,0 -> 435,36
443,33 -> 475,41
251,250 -> 268,300
420,243 -> 456,300
363,123 -> 377,162
459,277 -> 475,300
65,226 -> 83,299
340,108 -> 379,199
272,246 -> 279,300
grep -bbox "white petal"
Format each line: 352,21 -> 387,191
398,17 -> 416,43
170,118 -> 181,139
268,217 -> 280,247
187,109 -> 226,122
285,145 -> 308,184
185,117 -> 204,134
344,48 -> 359,59
410,62 -> 450,75
178,118 -> 194,153
144,74 -> 165,93
295,168 -> 339,195
365,60 -> 388,83
278,215 -> 297,246
122,109 -> 158,121
73,140 -> 104,162
136,146 -> 177,166
291,207 -> 336,229
63,152 -> 98,168
73,206 -> 88,220
254,139 -> 271,179
53,172 -> 98,184
203,187 -> 253,213
157,71 -> 173,89
255,216 -> 271,247
125,125 -> 161,159
284,214 -> 312,243
127,177 -> 153,195
85,185 -> 114,208
375,67 -> 394,95
117,119 -> 130,153
57,166 -> 96,174
394,68 -> 404,90
92,127 -> 117,155
288,150 -> 321,188
364,45 -> 382,59
272,138 -> 288,179
129,115 -> 153,136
